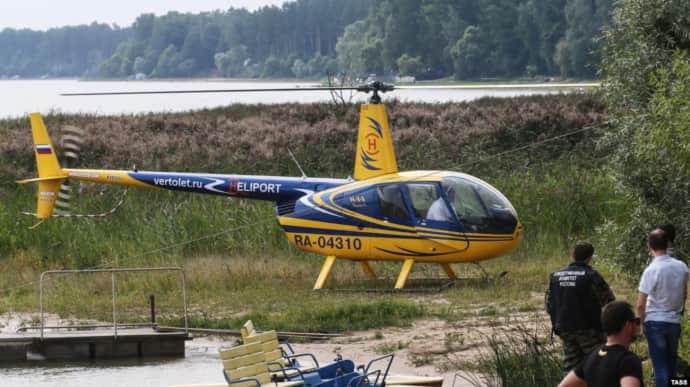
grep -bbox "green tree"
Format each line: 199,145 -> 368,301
335,20 -> 368,75
396,54 -> 423,76
451,26 -> 486,79
97,54 -> 124,77
556,0 -> 612,77
600,0 -> 690,271
261,55 -> 283,77
381,0 -> 422,71
153,44 -> 181,77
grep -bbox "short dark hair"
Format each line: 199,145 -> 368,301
601,301 -> 635,335
657,224 -> 676,243
648,229 -> 668,251
573,243 -> 594,262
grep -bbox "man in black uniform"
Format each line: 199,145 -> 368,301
558,300 -> 643,387
546,243 -> 616,374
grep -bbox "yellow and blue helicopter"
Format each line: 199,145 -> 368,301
19,82 -> 523,289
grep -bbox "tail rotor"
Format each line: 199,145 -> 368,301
54,125 -> 84,215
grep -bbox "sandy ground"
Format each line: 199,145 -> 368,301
0,311 -> 69,334
291,313 -> 550,387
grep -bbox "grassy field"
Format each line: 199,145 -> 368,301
0,93 -> 685,384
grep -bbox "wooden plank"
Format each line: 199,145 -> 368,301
245,331 -> 278,345
241,320 -> 256,340
227,363 -> 267,379
222,352 -> 266,370
386,375 -> 444,387
219,342 -> 263,360
264,349 -> 283,363
154,325 -> 341,340
260,341 -> 280,353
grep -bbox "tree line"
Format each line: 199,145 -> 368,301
0,24 -> 129,77
0,0 -> 612,80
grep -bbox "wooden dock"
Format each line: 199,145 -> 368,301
0,328 -> 189,362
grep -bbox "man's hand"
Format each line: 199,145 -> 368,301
620,376 -> 641,387
558,371 -> 586,387
636,292 -> 647,334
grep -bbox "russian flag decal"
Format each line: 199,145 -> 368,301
36,144 -> 52,154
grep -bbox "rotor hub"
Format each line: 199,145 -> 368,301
356,81 -> 394,104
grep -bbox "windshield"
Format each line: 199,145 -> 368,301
441,175 -> 518,234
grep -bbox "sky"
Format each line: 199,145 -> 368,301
0,0 -> 288,31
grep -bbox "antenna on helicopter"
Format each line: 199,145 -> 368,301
287,148 -> 307,178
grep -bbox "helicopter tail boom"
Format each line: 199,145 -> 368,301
18,114 -> 351,220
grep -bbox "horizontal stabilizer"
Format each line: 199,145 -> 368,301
17,176 -> 66,184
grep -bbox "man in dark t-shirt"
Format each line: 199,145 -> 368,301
558,301 -> 643,387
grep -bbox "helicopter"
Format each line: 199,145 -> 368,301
18,81 -> 523,289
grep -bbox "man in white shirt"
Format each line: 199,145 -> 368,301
636,229 -> 689,387
426,186 -> 455,222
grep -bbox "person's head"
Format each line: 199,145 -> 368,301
572,243 -> 594,263
444,185 -> 456,201
601,301 -> 640,345
647,229 -> 668,253
656,223 -> 676,243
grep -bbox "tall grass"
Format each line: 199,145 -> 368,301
163,299 -> 427,333
456,326 -> 562,387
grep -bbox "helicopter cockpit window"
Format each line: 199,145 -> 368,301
377,184 -> 411,221
442,176 -> 518,233
406,183 -> 454,223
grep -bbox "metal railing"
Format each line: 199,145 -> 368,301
39,267 -> 188,340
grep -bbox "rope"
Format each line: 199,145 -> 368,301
458,124 -> 606,168
21,187 -> 129,219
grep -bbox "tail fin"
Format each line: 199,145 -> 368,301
353,103 -> 398,180
17,113 -> 65,219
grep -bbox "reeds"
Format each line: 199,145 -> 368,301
455,325 -> 562,387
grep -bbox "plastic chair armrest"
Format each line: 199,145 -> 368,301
223,370 -> 262,387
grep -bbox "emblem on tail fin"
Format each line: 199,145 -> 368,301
360,117 -> 384,171
36,145 -> 53,154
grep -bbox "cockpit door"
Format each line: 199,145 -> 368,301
404,182 -> 470,250
375,183 -> 414,225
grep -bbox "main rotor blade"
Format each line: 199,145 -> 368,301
398,82 -> 600,89
60,82 -> 599,96
61,87 -> 361,96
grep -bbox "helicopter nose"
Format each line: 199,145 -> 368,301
480,205 -> 519,234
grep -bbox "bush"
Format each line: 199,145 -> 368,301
457,326 -> 562,387
600,0 -> 690,274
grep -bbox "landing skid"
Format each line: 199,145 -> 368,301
312,256 -> 507,292
473,262 -> 508,281
323,278 -> 456,294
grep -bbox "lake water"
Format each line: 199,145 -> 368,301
0,79 -> 573,119
0,341 -> 227,387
